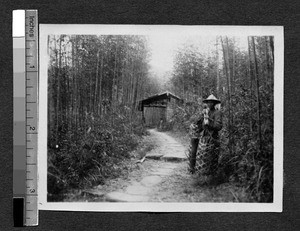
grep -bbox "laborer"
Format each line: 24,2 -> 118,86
188,94 -> 222,182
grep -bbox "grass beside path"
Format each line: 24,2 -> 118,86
63,129 -> 252,203
162,130 -> 253,202
62,133 -> 157,202
149,160 -> 250,202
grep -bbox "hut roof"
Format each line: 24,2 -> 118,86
138,91 -> 182,111
141,91 -> 181,105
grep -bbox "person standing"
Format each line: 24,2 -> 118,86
188,94 -> 222,183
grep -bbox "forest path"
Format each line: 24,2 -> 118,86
103,129 -> 188,202
80,129 -> 242,203
144,129 -> 187,161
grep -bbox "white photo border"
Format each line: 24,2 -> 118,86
38,25 -> 283,212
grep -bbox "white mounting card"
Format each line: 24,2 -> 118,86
39,24 -> 283,212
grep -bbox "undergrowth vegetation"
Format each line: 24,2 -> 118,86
47,35 -> 159,201
47,110 -> 146,201
164,97 -> 273,202
161,36 -> 274,202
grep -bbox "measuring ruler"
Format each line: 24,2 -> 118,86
13,9 -> 38,226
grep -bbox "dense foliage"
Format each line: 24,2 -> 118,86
48,34 -> 274,203
47,35 -> 159,199
166,36 -> 274,202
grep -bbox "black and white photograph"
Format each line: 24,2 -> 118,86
38,25 -> 283,211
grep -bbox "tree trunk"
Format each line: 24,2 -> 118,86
120,58 -> 125,105
55,35 -> 63,144
112,43 -> 118,115
247,36 -> 253,134
94,49 -> 100,114
225,37 -> 232,99
232,42 -> 236,94
48,36 -> 55,141
216,36 -> 220,97
221,36 -> 232,156
251,36 -> 262,153
265,36 -> 272,90
71,36 -> 75,130
74,38 -> 77,131
66,38 -> 70,130
98,53 -> 104,117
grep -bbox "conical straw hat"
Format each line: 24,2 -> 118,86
203,94 -> 221,104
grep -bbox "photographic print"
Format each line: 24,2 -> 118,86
38,25 -> 283,211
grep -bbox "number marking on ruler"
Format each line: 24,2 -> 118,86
24,9 -> 38,226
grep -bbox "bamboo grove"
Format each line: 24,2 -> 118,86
167,36 -> 274,202
47,35 -> 160,199
48,34 -> 274,202
48,35 -> 160,138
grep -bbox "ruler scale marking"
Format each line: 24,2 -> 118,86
25,9 -> 38,226
13,9 -> 38,227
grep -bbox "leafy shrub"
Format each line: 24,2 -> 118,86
168,95 -> 273,202
48,107 -> 146,200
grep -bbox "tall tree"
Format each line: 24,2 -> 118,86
221,36 -> 233,156
251,36 -> 262,153
216,37 -> 220,97
247,37 -> 253,134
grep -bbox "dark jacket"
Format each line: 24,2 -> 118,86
195,109 -> 222,139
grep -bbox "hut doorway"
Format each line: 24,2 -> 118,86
143,106 -> 166,127
138,91 -> 182,128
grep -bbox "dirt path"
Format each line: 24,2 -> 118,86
96,129 -> 188,202
73,129 -> 249,203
